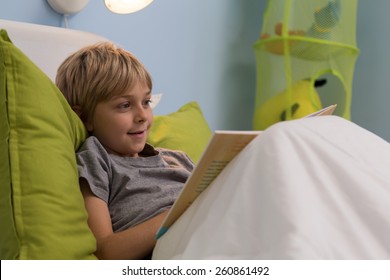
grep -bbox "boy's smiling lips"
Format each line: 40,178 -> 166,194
127,129 -> 147,137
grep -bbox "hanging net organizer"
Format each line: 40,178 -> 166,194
252,0 -> 359,130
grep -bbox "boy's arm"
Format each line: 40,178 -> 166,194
80,178 -> 168,259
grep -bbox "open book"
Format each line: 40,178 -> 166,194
156,104 -> 336,239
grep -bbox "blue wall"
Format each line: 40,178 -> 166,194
1,0 -> 390,141
353,0 -> 390,141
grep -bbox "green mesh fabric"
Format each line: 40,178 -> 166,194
253,0 -> 359,130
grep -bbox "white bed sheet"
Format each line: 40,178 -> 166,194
153,116 -> 390,259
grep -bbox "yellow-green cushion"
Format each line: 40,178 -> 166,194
148,101 -> 212,163
0,29 -> 96,259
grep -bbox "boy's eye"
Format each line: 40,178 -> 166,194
144,99 -> 152,106
118,102 -> 131,109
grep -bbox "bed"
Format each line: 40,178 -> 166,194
1,19 -> 389,260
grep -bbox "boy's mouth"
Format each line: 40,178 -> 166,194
127,130 -> 146,136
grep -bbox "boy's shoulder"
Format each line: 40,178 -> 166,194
77,136 -> 107,156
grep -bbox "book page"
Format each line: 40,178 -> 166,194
304,104 -> 337,118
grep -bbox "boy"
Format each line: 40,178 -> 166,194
56,42 -> 194,259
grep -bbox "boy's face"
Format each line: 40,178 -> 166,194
86,82 -> 153,157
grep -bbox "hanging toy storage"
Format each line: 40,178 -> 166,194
252,0 -> 359,130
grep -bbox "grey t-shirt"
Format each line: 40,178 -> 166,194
77,136 -> 194,232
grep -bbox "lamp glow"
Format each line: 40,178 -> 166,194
104,0 -> 154,14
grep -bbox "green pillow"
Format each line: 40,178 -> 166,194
148,101 -> 212,163
0,29 -> 96,259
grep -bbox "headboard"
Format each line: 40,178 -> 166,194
0,19 -> 110,81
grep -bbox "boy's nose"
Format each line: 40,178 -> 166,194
135,106 -> 147,123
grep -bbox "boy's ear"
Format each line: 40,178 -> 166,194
71,105 -> 92,132
85,121 -> 93,133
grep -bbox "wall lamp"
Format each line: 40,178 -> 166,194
47,0 -> 154,15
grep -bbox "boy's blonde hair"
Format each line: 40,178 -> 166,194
56,42 -> 152,122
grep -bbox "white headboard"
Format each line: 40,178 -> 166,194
0,19 -> 110,81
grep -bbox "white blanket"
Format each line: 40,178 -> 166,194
153,116 -> 390,259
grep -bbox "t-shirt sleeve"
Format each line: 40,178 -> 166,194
76,139 -> 111,203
